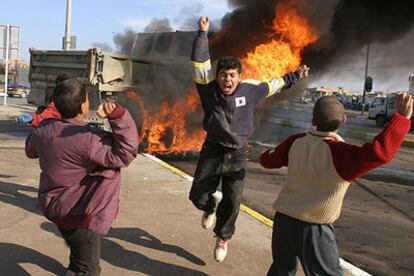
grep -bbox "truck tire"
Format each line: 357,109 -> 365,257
375,115 -> 386,127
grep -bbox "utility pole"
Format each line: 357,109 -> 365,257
361,43 -> 370,115
3,25 -> 9,106
63,0 -> 72,50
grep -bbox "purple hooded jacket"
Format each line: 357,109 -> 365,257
25,105 -> 139,235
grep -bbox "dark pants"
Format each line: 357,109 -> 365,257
189,140 -> 247,240
59,228 -> 102,276
267,212 -> 343,276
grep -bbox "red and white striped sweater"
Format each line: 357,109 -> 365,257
260,113 -> 411,223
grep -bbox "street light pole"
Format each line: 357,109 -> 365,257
63,0 -> 72,50
3,25 -> 9,106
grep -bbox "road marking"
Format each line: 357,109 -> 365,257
142,153 -> 372,276
340,259 -> 372,276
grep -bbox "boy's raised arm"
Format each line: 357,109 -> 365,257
328,93 -> 412,182
88,103 -> 139,168
191,16 -> 215,86
266,65 -> 310,98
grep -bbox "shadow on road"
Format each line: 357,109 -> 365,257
0,119 -> 32,140
0,180 -> 41,216
0,242 -> 65,275
41,222 -> 207,276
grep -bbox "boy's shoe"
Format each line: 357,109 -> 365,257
202,211 -> 216,229
201,191 -> 223,230
214,237 -> 228,262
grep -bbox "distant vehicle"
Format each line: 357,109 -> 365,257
7,83 -> 31,98
368,75 -> 414,127
368,93 -> 414,127
368,95 -> 394,127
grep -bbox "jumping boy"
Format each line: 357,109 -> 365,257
260,93 -> 413,275
189,16 -> 309,262
25,79 -> 139,275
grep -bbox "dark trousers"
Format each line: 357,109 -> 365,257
59,228 -> 102,276
189,140 -> 246,240
267,212 -> 343,276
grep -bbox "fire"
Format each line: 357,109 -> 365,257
127,89 -> 206,154
242,1 -> 319,79
128,1 -> 319,155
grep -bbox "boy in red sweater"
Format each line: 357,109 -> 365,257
17,74 -> 71,126
260,93 -> 412,275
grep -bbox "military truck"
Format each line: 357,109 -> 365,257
28,31 -> 197,129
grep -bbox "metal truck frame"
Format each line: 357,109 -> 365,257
28,31 -> 197,129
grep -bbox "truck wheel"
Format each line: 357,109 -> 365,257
375,115 -> 386,127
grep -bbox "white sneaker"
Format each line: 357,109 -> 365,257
201,191 -> 223,230
201,211 -> 216,229
214,237 -> 228,262
212,190 -> 223,203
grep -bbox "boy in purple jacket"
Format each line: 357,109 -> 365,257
25,79 -> 139,275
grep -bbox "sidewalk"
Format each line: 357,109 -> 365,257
0,151 -> 271,275
0,104 -> 364,275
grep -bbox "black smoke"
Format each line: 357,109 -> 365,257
90,42 -> 114,52
212,0 -> 414,88
113,28 -> 136,55
210,0 -> 279,60
144,18 -> 173,33
175,4 -> 221,32
112,18 -> 174,55
302,0 -> 414,71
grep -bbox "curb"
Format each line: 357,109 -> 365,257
141,153 -> 372,276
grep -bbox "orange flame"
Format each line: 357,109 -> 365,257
242,1 -> 319,79
128,1 -> 319,154
128,89 -> 206,154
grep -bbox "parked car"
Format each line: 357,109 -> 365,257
7,83 -> 30,98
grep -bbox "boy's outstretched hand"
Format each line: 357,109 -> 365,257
17,113 -> 33,124
396,92 -> 413,119
97,102 -> 116,118
297,65 -> 310,79
198,16 -> 209,32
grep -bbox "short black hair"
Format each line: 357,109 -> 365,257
53,79 -> 88,118
313,96 -> 345,132
216,56 -> 242,76
55,73 -> 72,85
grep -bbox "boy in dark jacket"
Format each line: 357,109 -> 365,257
260,93 -> 412,275
189,16 -> 309,262
25,79 -> 139,275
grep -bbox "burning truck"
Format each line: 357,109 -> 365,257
28,1 -> 319,155
28,31 -> 208,155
